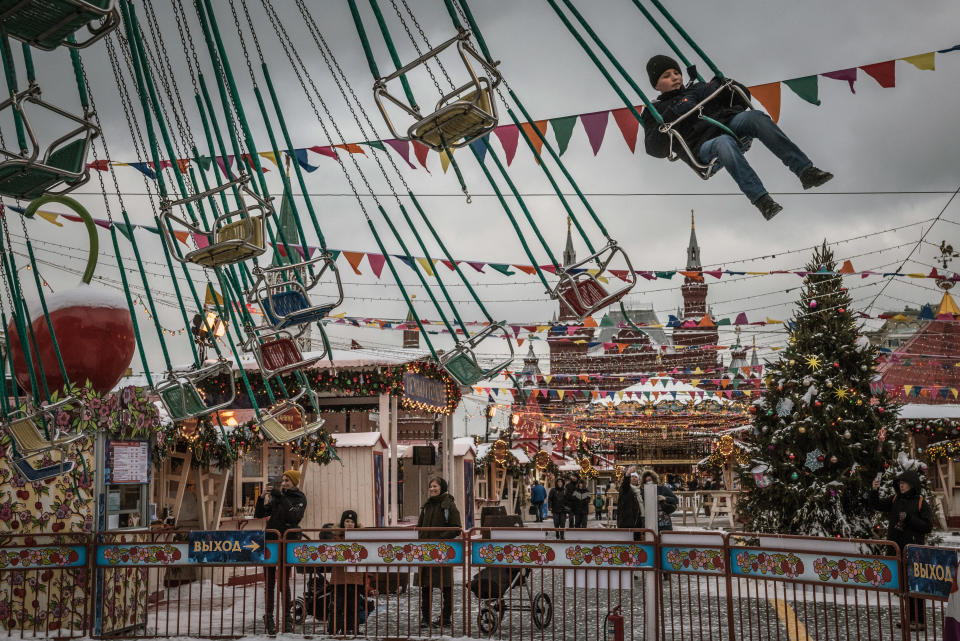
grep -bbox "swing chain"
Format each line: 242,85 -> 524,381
387,0 -> 450,96
259,0 -> 381,219
238,0 -> 267,66
226,0 -> 258,88
172,0 -> 201,95
294,0 -> 409,209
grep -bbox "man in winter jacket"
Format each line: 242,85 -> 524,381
870,469 -> 933,631
641,55 -> 833,220
530,480 -> 547,522
255,469 -> 307,634
548,479 -> 567,539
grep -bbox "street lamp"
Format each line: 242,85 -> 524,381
191,310 -> 227,362
483,403 -> 496,443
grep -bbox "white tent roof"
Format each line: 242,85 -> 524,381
330,431 -> 386,448
591,374 -> 735,407
898,404 -> 960,419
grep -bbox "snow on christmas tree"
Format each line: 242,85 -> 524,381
737,242 -> 904,538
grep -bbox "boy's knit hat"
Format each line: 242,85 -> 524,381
646,55 -> 681,87
282,469 -> 301,486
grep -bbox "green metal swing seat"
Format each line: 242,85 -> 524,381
0,0 -> 119,51
0,84 -> 98,199
438,321 -> 514,387
160,174 -> 273,269
156,359 -> 236,422
374,29 -> 502,152
4,396 -> 83,481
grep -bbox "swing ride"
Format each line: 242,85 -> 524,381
0,0 -> 780,500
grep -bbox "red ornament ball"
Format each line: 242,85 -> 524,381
839,308 -> 845,314
814,400 -> 822,407
809,300 -> 818,308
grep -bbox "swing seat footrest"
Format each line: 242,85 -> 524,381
13,457 -> 75,482
411,89 -> 496,151
0,0 -> 117,50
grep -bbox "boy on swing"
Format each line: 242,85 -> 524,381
641,55 -> 833,220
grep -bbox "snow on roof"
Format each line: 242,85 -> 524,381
454,437 -> 476,457
330,431 -> 386,448
475,442 -> 528,463
898,404 -> 960,419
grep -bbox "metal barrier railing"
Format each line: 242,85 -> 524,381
0,532 -> 91,639
0,528 -> 953,639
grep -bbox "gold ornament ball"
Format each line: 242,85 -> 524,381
798,426 -> 806,434
789,360 -> 796,366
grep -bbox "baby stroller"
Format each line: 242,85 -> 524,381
292,568 -> 332,625
470,565 -> 553,634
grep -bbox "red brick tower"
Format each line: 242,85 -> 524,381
671,211 -> 719,370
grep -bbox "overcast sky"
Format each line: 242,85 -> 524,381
3,0 -> 959,418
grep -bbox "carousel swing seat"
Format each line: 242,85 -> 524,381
250,252 -> 343,331
160,175 -> 273,269
257,400 -> 324,444
246,330 -> 322,380
156,359 -> 236,422
660,78 -> 753,180
552,240 -> 637,322
0,84 -> 98,199
374,29 -> 502,152
5,397 -> 83,480
439,321 -> 514,387
0,0 -> 119,50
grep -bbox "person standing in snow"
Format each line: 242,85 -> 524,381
417,476 -> 461,630
870,469 -> 933,631
569,479 -> 592,528
530,480 -> 547,523
640,469 -> 679,532
255,470 -> 307,634
617,471 -> 645,540
548,478 -> 568,539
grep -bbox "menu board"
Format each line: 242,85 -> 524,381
108,441 -> 151,484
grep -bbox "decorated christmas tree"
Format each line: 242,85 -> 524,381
737,242 -> 905,538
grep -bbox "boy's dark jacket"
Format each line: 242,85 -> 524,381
867,469 -> 933,549
641,77 -> 752,160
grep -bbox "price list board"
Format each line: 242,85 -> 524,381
106,440 -> 151,484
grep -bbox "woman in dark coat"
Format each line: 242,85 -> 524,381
869,469 -> 933,631
617,472 -> 645,540
417,476 -> 461,629
640,469 -> 679,531
547,479 -> 567,539
569,479 -> 592,528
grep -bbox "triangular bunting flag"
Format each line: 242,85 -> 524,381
748,82 -> 781,122
439,148 -> 451,174
384,139 -> 416,169
550,115 -> 578,156
488,263 -> 515,276
86,159 -> 110,171
469,135 -> 489,163
342,251 -> 365,275
412,141 -> 431,171
494,124 -> 520,165
292,149 -> 319,172
128,162 -> 156,179
334,143 -> 366,155
861,60 -> 895,88
367,253 -> 386,278
35,210 -> 63,226
783,76 -> 821,106
214,155 -> 234,177
610,106 -> 640,153
394,254 -> 417,271
258,151 -> 280,168
519,120 -> 549,161
822,68 -> 857,93
176,158 -> 191,174
309,145 -> 338,160
838,259 -> 856,274
901,52 -> 935,71
580,110 -> 609,156
416,257 -> 436,276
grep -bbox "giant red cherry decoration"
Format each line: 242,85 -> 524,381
6,195 -> 135,395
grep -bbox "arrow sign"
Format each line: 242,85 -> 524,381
188,530 -> 266,564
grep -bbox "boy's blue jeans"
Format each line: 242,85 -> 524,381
698,110 -> 812,202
